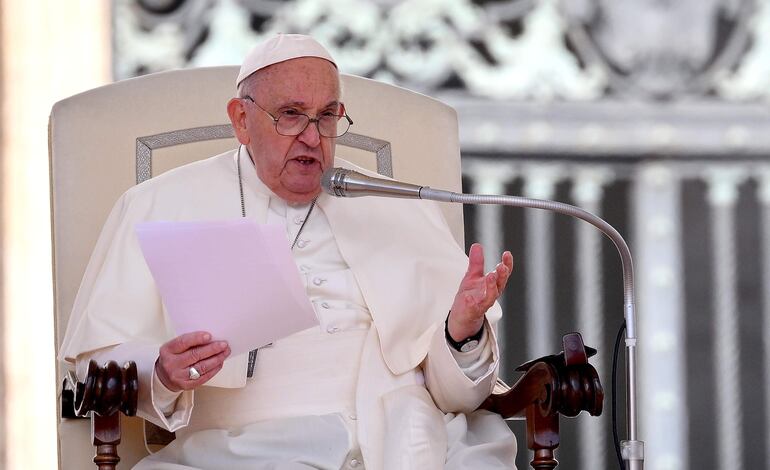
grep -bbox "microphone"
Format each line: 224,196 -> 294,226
321,168 -> 425,199
320,166 -> 644,469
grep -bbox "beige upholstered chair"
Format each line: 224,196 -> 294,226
52,66 -> 603,470
51,66 -> 466,469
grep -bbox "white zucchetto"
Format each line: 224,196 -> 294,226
236,34 -> 337,88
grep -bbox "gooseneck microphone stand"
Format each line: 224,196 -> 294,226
323,168 -> 645,469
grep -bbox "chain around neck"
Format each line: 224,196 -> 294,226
236,147 -> 317,250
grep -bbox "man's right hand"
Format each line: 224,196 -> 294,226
155,331 -> 231,392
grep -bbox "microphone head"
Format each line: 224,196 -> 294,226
320,167 -> 351,197
321,167 -> 425,199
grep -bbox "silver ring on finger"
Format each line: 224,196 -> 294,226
188,366 -> 201,380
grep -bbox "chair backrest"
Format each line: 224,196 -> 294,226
50,66 -> 464,468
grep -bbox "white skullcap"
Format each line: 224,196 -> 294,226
236,34 -> 337,88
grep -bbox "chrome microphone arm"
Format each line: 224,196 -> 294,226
419,186 -> 645,470
321,167 -> 644,467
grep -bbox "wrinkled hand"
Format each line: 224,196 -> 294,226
447,243 -> 513,341
155,331 -> 231,392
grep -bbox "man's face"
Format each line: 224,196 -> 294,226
230,57 -> 340,204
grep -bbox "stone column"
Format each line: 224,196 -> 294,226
0,1 -> 111,467
0,2 -> 5,464
522,165 -> 562,357
705,167 -> 746,470
464,159 -> 516,373
758,166 -> 770,468
634,164 -> 687,470
572,166 -> 612,470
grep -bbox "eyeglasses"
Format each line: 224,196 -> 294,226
241,96 -> 353,138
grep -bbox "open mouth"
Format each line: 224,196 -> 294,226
294,156 -> 317,166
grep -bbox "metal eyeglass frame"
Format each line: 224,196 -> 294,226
241,95 -> 353,138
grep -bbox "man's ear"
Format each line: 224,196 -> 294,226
227,98 -> 250,145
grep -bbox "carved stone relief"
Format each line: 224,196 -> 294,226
115,0 -> 769,102
563,0 -> 753,98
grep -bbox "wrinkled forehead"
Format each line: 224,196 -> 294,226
251,57 -> 341,103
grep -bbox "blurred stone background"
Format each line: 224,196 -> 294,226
3,1 -> 770,469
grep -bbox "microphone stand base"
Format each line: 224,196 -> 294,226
621,439 -> 645,470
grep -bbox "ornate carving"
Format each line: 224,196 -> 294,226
716,0 -> 770,100
562,0 -> 754,98
62,360 -> 139,470
115,0 -> 770,101
73,360 -> 138,418
114,0 -> 603,99
481,332 -> 603,470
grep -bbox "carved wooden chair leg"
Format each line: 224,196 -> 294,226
527,405 -> 559,470
92,412 -> 121,470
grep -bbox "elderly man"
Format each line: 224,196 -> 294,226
60,34 -> 517,469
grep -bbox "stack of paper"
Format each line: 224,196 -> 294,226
135,219 -> 318,355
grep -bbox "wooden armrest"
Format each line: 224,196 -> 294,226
62,360 -> 139,470
479,332 -> 604,470
61,336 -> 601,470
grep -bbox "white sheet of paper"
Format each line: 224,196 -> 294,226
135,219 -> 318,356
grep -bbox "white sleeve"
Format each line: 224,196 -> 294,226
447,326 -> 495,381
422,318 -> 500,413
151,367 -> 184,415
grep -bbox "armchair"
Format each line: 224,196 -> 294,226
50,66 -> 602,469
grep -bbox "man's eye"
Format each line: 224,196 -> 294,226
320,111 -> 338,118
281,109 -> 301,116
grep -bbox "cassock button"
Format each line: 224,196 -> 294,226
293,216 -> 305,225
349,459 -> 361,468
348,413 -> 357,420
327,326 -> 340,334
313,277 -> 327,286
296,240 -> 309,249
321,302 -> 331,309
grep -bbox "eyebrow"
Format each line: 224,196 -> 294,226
277,100 -> 341,110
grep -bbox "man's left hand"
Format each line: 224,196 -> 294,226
447,243 -> 513,341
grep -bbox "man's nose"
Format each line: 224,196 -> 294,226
297,119 -> 321,147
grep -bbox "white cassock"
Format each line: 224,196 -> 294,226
59,147 -> 517,469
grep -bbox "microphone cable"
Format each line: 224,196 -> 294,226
613,320 -> 627,470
